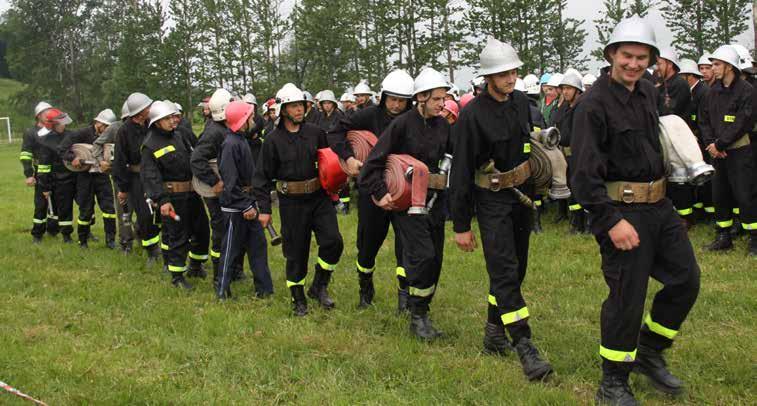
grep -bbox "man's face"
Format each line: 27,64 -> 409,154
170,114 -> 181,129
355,94 -> 370,105
53,123 -> 66,133
656,58 -> 673,78
94,122 -> 108,135
203,106 -> 211,117
135,106 -> 151,124
283,102 -> 305,124
418,88 -> 447,118
444,94 -> 455,102
711,60 -> 733,80
384,95 -> 408,116
485,69 -> 518,97
321,101 -> 336,114
343,101 -> 355,110
560,86 -> 578,103
699,64 -> 713,82
609,43 -> 652,86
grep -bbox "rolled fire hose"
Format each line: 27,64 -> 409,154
531,126 -> 561,149
529,127 -> 570,199
192,159 -> 220,198
527,141 -> 553,196
338,130 -> 378,173
658,114 -> 715,186
63,143 -> 96,172
318,147 -> 348,194
381,154 -> 430,214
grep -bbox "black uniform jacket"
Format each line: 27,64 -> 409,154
36,129 -> 75,192
140,126 -> 194,206
190,119 -> 226,188
699,76 -> 754,151
113,119 -> 148,192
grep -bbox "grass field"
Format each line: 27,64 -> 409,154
0,141 -> 754,405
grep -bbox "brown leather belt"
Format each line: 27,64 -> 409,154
276,177 -> 321,195
475,161 -> 531,191
727,134 -> 751,150
128,164 -> 141,173
164,181 -> 193,193
605,178 -> 666,204
428,174 -> 447,190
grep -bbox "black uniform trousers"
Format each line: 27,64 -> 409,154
52,174 -> 76,237
597,199 -> 700,367
355,190 -> 405,281
475,188 -> 533,343
126,172 -> 161,249
31,180 -> 59,238
75,172 -> 116,242
217,212 -> 274,296
667,183 -> 696,220
712,146 -> 757,231
204,197 -> 224,264
393,195 -> 446,314
162,192 -> 210,273
279,193 -> 343,288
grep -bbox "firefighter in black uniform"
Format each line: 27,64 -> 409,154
656,48 -> 697,229
361,67 -> 451,340
570,17 -> 701,404
353,81 -> 375,110
329,69 -> 415,310
59,109 -> 118,248
21,102 -> 58,242
36,108 -> 76,243
216,101 -> 274,300
678,58 -> 714,221
315,90 -> 344,132
555,73 -> 587,235
700,45 -> 757,256
252,83 -> 344,316
191,88 -> 234,281
141,101 -> 210,289
304,91 -> 322,124
451,38 -> 553,381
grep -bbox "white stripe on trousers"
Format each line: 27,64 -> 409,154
218,217 -> 235,294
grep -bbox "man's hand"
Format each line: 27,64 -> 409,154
117,192 -> 128,205
99,160 -> 111,172
71,158 -> 82,169
25,177 -> 36,187
160,202 -> 175,217
455,231 -> 477,252
42,191 -> 51,198
706,143 -> 727,159
345,157 -> 363,177
258,213 -> 271,228
243,207 -> 258,220
212,181 -> 224,194
373,193 -> 395,211
608,219 -> 640,251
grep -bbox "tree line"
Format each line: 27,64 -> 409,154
0,0 -> 751,122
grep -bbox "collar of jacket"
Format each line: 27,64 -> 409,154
604,74 -> 651,105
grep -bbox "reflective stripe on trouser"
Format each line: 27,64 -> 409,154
162,193 -> 210,273
667,183 -> 695,217
392,193 -> 446,314
204,197 -> 225,261
356,260 -> 374,274
712,147 -> 757,231
218,212 -> 273,296
31,181 -> 58,238
475,188 -> 533,343
596,199 -> 699,364
127,173 -> 161,247
52,174 -> 76,236
278,193 -> 343,291
355,191 -> 404,277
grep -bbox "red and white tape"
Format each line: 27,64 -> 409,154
0,380 -> 48,406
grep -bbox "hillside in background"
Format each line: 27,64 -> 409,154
0,77 -> 28,141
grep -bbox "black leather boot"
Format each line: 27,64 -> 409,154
186,261 -> 207,278
554,199 -> 568,223
483,322 -> 511,356
706,229 -> 733,251
596,373 -> 638,405
532,207 -> 543,234
307,266 -> 335,309
634,344 -> 684,395
105,234 -> 116,249
290,285 -> 308,317
409,309 -> 443,341
514,338 -> 553,381
397,288 -> 409,314
146,244 -> 162,265
171,272 -> 193,290
569,210 -> 585,234
357,271 -> 375,309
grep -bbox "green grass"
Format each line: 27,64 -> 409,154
0,78 -> 29,142
0,142 -> 754,405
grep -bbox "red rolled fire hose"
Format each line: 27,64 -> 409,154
318,147 -> 348,195
381,154 -> 429,212
339,130 -> 378,173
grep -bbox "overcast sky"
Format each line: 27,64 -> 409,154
1,0 -> 753,87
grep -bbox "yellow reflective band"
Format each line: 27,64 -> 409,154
645,314 -> 678,340
210,249 -> 221,258
534,200 -> 542,207
160,243 -> 169,251
742,222 -> 757,231
356,260 -> 374,274
533,126 -> 541,132
487,294 -> 497,306
142,235 -> 160,246
339,197 -> 351,203
523,143 -> 531,153
37,164 -> 51,173
677,207 -> 693,216
724,115 -> 735,123
501,306 -> 530,325
168,264 -> 186,273
317,257 -> 337,271
77,219 -> 90,226
102,212 -> 117,219
599,345 -> 636,362
286,278 -> 306,288
732,208 -> 740,215
716,219 -> 734,228
690,114 -> 697,122
188,252 -> 208,261
32,218 -> 46,224
153,145 -> 176,158
704,207 -> 715,213
409,284 -> 436,298
48,215 -> 58,220
693,202 -> 704,209
20,152 -> 33,160
569,204 -> 582,211
58,221 -> 73,226
395,266 -> 406,277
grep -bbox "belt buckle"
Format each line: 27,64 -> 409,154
279,181 -> 288,195
304,182 -> 312,194
490,176 -> 502,192
621,184 -> 635,204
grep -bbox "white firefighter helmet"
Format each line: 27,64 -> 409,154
413,67 -> 450,96
162,100 -> 180,114
125,92 -> 153,117
729,44 -> 754,71
380,69 -> 414,99
148,101 -> 176,127
546,73 -> 564,88
677,59 -> 702,77
514,78 -> 526,92
709,45 -> 741,72
559,73 -> 584,93
242,93 -> 258,106
582,73 -> 597,87
303,91 -> 315,104
523,74 -> 540,95
471,76 -> 485,90
658,47 -> 680,71
353,80 -> 373,95
340,92 -> 355,103
447,83 -> 461,100
94,109 -> 118,126
120,101 -> 129,119
697,53 -> 712,66
478,36 -> 524,76
174,102 -> 183,112
274,83 -> 305,116
209,88 -> 233,121
603,15 -> 659,65
319,90 -> 338,105
564,68 -> 582,79
34,101 -> 52,117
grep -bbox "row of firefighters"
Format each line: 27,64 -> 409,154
18,15 -> 756,406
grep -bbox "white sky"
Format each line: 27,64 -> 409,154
1,0 -> 753,87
